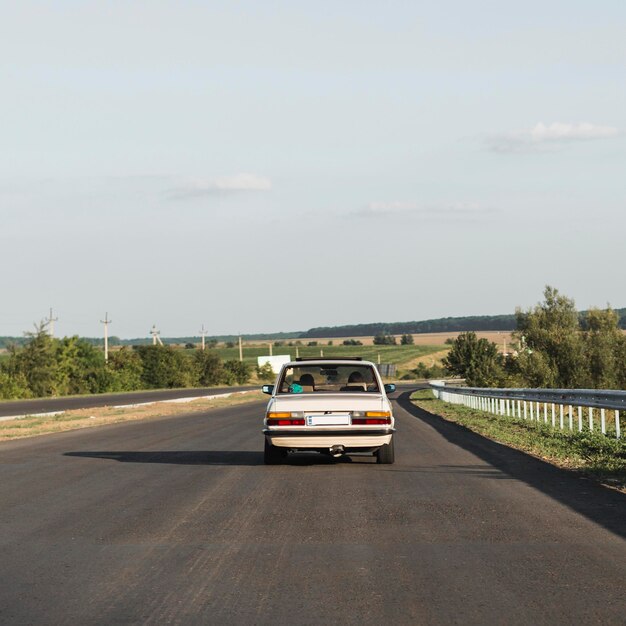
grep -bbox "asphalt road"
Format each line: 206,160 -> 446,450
0,389 -> 624,625
0,386 -> 257,418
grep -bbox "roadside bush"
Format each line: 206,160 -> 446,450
0,368 -> 31,399
106,348 -> 144,392
223,360 -> 251,385
256,362 -> 275,382
193,349 -> 223,386
400,334 -> 414,345
343,339 -> 363,346
413,363 -> 446,379
135,345 -> 198,389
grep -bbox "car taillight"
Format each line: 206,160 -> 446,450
266,412 -> 305,426
351,411 -> 391,425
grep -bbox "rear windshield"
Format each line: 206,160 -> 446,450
277,364 -> 380,394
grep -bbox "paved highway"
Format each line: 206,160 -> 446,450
0,389 -> 624,624
0,386 -> 257,418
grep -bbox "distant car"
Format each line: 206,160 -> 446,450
261,358 -> 396,464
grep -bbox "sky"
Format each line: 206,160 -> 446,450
1,1 -> 625,338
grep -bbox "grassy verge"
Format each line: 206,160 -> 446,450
411,389 -> 626,491
0,391 -> 265,442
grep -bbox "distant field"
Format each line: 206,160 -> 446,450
288,331 -> 515,347
209,343 -> 445,369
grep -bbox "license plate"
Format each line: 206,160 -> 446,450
306,414 -> 351,426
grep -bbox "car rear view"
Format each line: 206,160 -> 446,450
262,358 -> 396,464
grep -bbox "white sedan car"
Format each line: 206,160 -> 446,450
262,358 -> 396,464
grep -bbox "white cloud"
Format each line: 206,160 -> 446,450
486,122 -> 620,153
167,173 -> 272,199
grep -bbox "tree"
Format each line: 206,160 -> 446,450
11,325 -> 59,396
400,334 -> 414,345
582,307 -> 624,389
442,332 -> 505,387
256,362 -> 275,382
135,345 -> 198,389
514,286 -> 586,388
193,349 -> 223,386
106,347 -> 144,392
223,360 -> 251,385
55,336 -> 106,395
373,334 -> 396,345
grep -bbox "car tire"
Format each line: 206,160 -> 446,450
376,437 -> 395,464
264,438 -> 287,465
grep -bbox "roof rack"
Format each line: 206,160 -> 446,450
295,357 -> 363,362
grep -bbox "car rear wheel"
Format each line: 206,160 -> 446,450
376,437 -> 395,464
264,438 -> 287,465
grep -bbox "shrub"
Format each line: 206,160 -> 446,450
256,362 -> 275,382
193,349 -> 223,386
373,334 -> 396,345
223,360 -> 251,385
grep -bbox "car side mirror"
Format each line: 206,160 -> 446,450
262,384 -> 274,395
384,384 -> 396,394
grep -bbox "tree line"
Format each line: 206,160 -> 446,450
444,287 -> 626,389
0,327 -> 251,400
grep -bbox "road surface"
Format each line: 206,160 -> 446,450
0,386 -> 256,418
0,389 -> 624,624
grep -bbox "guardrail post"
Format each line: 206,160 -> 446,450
429,384 -> 625,440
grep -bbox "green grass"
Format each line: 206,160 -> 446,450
411,389 -> 626,490
203,344 -> 444,369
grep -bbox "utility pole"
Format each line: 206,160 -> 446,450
45,307 -> 59,338
151,324 -> 163,346
269,342 -> 273,357
100,312 -> 112,363
199,324 -> 208,350
238,335 -> 243,362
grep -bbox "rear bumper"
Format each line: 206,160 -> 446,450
264,428 -> 394,449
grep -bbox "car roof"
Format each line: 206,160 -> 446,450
283,359 -> 377,368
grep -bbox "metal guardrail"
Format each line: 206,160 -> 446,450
429,383 -> 622,439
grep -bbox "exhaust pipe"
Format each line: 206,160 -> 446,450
329,445 -> 345,457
